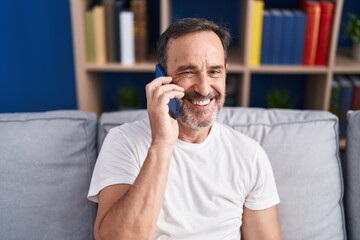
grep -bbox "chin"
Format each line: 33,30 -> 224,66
179,101 -> 223,129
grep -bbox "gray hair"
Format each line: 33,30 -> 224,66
157,18 -> 231,71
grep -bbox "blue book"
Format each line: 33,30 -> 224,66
270,9 -> 283,64
281,10 -> 295,64
261,10 -> 272,65
337,75 -> 353,138
293,10 -> 306,65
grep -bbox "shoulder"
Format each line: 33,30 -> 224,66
110,118 -> 150,137
214,122 -> 260,149
105,118 -> 151,147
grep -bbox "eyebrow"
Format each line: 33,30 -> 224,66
175,65 -> 197,73
211,65 -> 225,70
175,64 -> 224,73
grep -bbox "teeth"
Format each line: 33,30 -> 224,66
191,99 -> 211,106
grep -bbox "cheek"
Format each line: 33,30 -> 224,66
213,80 -> 226,94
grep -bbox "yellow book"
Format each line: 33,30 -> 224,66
93,5 -> 107,64
249,0 -> 264,66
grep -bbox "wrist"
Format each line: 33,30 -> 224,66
149,142 -> 175,155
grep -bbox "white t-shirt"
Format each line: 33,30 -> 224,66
88,118 -> 280,239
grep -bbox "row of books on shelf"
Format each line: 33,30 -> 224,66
330,75 -> 360,137
84,0 -> 147,65
250,0 -> 334,66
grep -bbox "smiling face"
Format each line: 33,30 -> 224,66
166,31 -> 226,129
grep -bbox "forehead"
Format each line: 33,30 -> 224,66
166,31 -> 225,66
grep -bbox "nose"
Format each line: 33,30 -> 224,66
193,72 -> 210,97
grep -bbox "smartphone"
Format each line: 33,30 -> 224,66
155,64 -> 180,119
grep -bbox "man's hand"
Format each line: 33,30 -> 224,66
145,76 -> 184,148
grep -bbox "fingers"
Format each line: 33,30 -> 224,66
152,83 -> 184,99
146,76 -> 184,102
145,76 -> 172,97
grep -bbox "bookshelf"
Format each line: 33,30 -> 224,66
69,0 -> 359,121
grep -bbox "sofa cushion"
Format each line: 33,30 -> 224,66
97,109 -> 148,151
99,107 -> 346,240
344,110 -> 360,240
217,107 -> 345,240
0,110 -> 97,240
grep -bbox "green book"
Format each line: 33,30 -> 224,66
329,78 -> 340,116
85,10 -> 96,62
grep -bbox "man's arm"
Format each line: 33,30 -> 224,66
93,76 -> 184,240
94,145 -> 173,240
241,205 -> 282,240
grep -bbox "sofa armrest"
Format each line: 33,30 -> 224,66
344,110 -> 360,240
0,110 -> 97,240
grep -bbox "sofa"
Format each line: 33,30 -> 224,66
0,107 -> 358,240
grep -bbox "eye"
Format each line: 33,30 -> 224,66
209,69 -> 222,77
179,71 -> 195,79
181,71 -> 194,76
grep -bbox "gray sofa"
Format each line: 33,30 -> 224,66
0,107 -> 358,240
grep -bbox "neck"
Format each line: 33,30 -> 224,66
177,121 -> 212,144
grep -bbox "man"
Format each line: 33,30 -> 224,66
88,18 -> 281,239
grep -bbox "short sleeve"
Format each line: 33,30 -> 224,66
87,127 -> 140,202
245,145 -> 280,210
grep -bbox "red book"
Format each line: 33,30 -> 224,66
349,75 -> 360,110
303,1 -> 321,65
315,1 -> 334,65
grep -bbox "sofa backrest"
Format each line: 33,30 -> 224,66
0,111 -> 97,240
0,108 -> 346,240
344,110 -> 360,240
99,107 -> 346,240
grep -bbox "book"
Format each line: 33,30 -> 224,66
261,10 -> 272,65
293,10 -> 307,65
249,0 -> 264,66
329,78 -> 340,116
302,1 -> 321,65
84,10 -> 96,62
103,0 -> 116,62
349,75 -> 360,110
120,10 -> 135,65
337,75 -> 353,137
131,0 -> 148,63
281,10 -> 296,64
270,9 -> 283,64
93,5 -> 107,64
315,0 -> 334,65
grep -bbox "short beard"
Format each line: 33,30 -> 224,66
178,91 -> 224,129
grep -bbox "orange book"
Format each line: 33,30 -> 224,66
303,1 -> 321,65
315,1 -> 334,65
93,5 -> 107,64
131,0 -> 148,63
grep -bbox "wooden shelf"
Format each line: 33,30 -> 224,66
249,65 -> 329,74
86,62 -> 157,72
333,48 -> 360,73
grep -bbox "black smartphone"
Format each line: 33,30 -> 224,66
155,64 -> 180,119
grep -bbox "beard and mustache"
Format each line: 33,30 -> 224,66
178,90 -> 225,129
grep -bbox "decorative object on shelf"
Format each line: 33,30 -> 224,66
117,87 -> 140,109
267,88 -> 295,109
345,12 -> 360,61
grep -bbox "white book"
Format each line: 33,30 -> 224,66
120,11 -> 135,65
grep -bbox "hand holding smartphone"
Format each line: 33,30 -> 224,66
155,64 -> 180,119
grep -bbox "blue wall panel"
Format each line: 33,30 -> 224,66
0,1 -> 77,113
